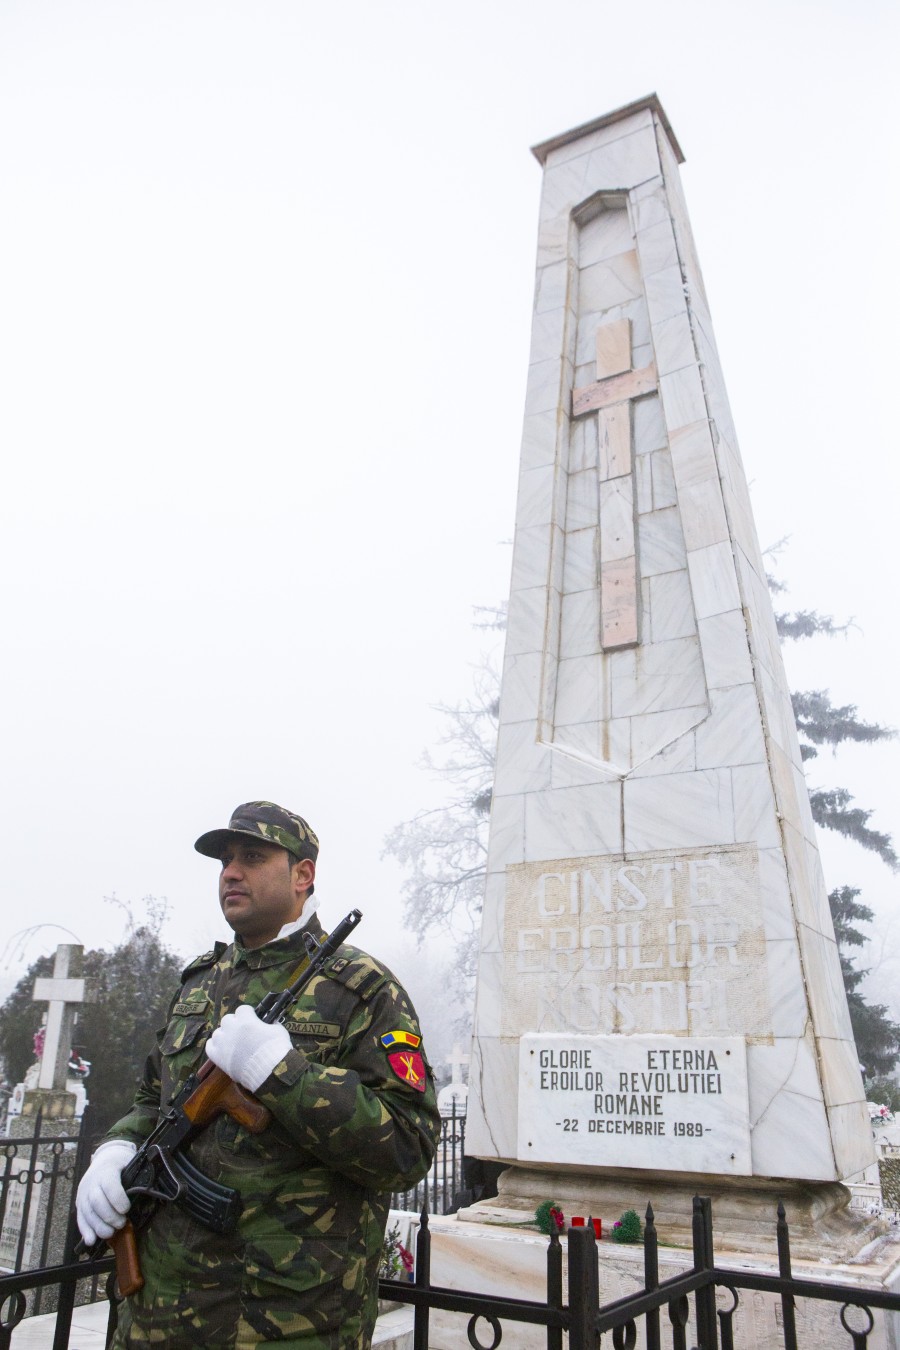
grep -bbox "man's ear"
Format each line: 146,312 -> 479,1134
293,857 -> 316,896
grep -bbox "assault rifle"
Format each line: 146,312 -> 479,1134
80,908 -> 363,1296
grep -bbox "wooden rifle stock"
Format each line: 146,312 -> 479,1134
109,1220 -> 143,1297
185,1059 -> 272,1133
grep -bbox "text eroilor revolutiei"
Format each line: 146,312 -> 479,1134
518,1034 -> 751,1173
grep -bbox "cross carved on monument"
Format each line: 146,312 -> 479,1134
571,318 -> 657,650
31,944 -> 88,1092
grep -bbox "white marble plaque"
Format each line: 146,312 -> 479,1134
517,1033 -> 751,1173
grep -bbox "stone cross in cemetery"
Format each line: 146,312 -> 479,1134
27,943 -> 88,1116
448,1042 -> 470,1085
465,95 -> 876,1257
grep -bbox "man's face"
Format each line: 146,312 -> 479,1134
218,838 -> 314,948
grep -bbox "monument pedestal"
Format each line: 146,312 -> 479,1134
21,1087 -> 78,1120
459,1165 -> 885,1261
426,1214 -> 900,1350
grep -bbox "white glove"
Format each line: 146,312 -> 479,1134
76,1139 -> 137,1245
206,1005 -> 292,1092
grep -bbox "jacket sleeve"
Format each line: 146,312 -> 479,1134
252,968 -> 441,1192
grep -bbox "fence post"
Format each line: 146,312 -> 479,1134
776,1202 -> 798,1350
546,1226 -> 563,1350
413,1207 -> 431,1350
567,1223 -> 599,1350
692,1196 -> 718,1350
13,1107 -> 43,1272
645,1203 -> 661,1350
52,1106 -> 94,1350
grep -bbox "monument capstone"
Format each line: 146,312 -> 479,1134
464,94 -> 876,1256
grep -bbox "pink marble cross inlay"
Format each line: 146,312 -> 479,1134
571,318 -> 657,649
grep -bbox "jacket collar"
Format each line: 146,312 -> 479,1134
232,914 -> 324,971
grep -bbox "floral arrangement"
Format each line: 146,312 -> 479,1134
380,1221 -> 415,1280
611,1209 -> 642,1244
534,1200 -> 566,1235
869,1102 -> 895,1124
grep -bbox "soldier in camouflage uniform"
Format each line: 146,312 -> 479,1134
76,802 -> 440,1349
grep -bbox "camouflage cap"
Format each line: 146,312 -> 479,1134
194,801 -> 319,864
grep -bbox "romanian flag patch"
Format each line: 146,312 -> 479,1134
388,1050 -> 427,1092
381,1030 -> 421,1049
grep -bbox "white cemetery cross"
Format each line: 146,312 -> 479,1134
449,1041 -> 470,1084
32,944 -> 87,1092
465,95 -> 877,1257
437,1041 -> 471,1115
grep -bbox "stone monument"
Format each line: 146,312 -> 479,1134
22,942 -> 91,1120
464,93 -> 877,1258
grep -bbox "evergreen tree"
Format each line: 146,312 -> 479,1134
829,885 -> 900,1079
772,590 -> 897,867
773,573 -> 898,1077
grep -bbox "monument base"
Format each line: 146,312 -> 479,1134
458,1165 -> 886,1261
21,1088 -> 78,1119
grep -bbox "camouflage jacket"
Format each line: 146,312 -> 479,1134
104,916 -> 440,1349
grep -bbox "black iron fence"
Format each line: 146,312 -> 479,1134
3,1194 -> 900,1348
0,1109 -> 97,1319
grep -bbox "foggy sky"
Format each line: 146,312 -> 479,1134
0,1 -> 897,1033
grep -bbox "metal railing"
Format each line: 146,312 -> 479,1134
377,1196 -> 900,1349
0,1108 -> 97,1321
3,1116 -> 900,1350
4,1195 -> 900,1348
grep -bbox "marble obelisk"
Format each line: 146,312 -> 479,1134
465,95 -> 875,1254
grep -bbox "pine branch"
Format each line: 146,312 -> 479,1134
792,690 -> 896,752
811,788 -> 899,871
775,610 -> 855,641
829,885 -> 874,949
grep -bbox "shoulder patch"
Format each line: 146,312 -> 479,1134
381,1030 -> 421,1049
180,941 -> 227,981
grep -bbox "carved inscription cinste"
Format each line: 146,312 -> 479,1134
501,845 -> 770,1041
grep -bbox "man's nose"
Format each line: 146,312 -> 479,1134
221,857 -> 244,879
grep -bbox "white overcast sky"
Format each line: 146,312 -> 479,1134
0,1 -> 897,1031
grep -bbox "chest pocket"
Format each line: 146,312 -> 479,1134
159,1014 -> 209,1096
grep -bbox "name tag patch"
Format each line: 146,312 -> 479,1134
283,1020 -> 341,1038
173,999 -> 211,1016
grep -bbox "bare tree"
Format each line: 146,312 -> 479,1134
383,660 -> 499,984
